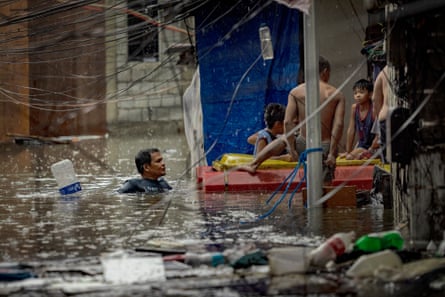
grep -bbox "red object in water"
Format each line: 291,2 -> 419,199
163,254 -> 186,262
196,165 -> 374,192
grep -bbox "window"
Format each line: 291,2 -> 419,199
128,0 -> 159,62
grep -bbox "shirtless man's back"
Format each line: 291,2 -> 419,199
372,65 -> 390,161
372,65 -> 390,121
286,81 -> 345,149
240,56 -> 345,177
285,70 -> 345,169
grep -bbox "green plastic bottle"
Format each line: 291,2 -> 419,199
354,230 -> 404,253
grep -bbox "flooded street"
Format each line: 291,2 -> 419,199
0,125 -> 443,297
0,0 -> 443,295
0,125 -> 394,263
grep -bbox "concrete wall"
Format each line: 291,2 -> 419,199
106,1 -> 195,127
0,1 -> 30,143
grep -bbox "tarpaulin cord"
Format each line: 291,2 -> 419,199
240,147 -> 322,224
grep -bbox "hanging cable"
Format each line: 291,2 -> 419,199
240,147 -> 322,224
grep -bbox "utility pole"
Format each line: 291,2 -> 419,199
304,1 -> 323,209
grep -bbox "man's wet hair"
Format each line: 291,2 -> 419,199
353,79 -> 373,92
298,56 -> 330,82
264,103 -> 285,129
319,56 -> 330,73
135,148 -> 160,174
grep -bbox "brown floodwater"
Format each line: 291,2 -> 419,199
0,126 -> 395,263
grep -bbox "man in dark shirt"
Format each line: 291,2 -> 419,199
118,148 -> 172,194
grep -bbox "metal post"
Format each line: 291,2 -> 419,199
303,1 -> 323,208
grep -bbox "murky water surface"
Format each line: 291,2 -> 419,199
0,128 -> 395,263
3,129 -> 444,297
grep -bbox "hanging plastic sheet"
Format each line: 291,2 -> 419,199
183,68 -> 207,173
195,1 -> 301,164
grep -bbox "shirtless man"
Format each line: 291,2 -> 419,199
239,56 -> 345,183
372,65 -> 390,161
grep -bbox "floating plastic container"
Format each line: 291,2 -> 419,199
354,230 -> 404,253
50,159 -> 82,195
268,246 -> 312,275
309,231 -> 356,267
346,249 -> 402,278
259,24 -> 274,60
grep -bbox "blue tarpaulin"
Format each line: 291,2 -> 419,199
195,1 -> 301,164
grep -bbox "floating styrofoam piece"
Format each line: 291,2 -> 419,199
101,251 -> 166,284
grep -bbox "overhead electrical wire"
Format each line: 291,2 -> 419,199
0,0 -> 201,111
0,0 -> 272,113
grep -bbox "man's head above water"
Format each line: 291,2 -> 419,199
135,148 -> 166,180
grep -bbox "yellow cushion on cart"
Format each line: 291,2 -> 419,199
335,157 -> 381,166
212,153 -> 298,171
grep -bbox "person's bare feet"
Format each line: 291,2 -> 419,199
236,164 -> 258,175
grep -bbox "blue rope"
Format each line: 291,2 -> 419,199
287,147 -> 322,208
265,163 -> 297,205
287,161 -> 306,208
240,147 -> 322,224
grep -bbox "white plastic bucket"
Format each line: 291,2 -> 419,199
50,159 -> 82,195
268,246 -> 312,275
